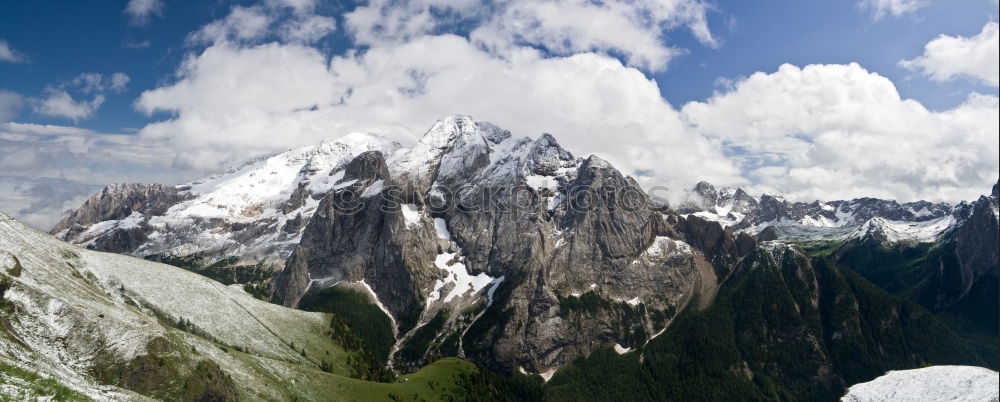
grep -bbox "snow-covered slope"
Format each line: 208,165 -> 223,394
53,133 -> 402,267
842,366 -> 999,402
0,210 -> 355,400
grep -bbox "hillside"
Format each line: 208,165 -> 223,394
0,211 -> 508,401
542,243 -> 995,401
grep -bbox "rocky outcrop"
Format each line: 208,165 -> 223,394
274,151 -> 441,329
50,183 -> 190,252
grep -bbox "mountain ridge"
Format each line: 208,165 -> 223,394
46,115 -> 999,383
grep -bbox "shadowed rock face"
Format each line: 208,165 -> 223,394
50,183 -> 191,252
274,151 -> 440,328
272,116 -> 751,373
923,180 -> 998,326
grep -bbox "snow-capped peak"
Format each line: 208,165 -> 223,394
417,114 -> 510,149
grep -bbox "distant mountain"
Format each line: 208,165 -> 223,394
541,244 -> 996,401
675,179 -> 999,337
673,180 -> 956,243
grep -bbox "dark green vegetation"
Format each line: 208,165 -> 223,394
398,309 -> 450,363
299,286 -> 396,364
328,312 -> 395,381
557,291 -> 674,347
337,357 -> 541,402
812,239 -> 998,340
90,337 -> 238,401
543,246 -> 995,402
144,253 -> 274,299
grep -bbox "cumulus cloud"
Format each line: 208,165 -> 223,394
345,0 -> 716,72
681,63 -> 999,202
189,0 -> 335,45
0,90 -> 24,122
126,0 -> 996,205
29,72 -> 130,122
33,91 -> 106,122
124,0 -> 165,25
857,0 -> 926,19
135,36 -> 740,184
0,39 -> 27,62
900,21 -> 999,87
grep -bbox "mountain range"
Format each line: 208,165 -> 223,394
3,115 -> 996,400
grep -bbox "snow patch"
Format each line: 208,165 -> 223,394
332,179 -> 357,190
486,276 -> 505,307
433,218 -> 451,240
644,237 -> 692,257
400,204 -> 421,228
361,180 -> 384,198
357,280 -> 398,334
613,344 -> 632,354
525,174 -> 558,191
427,252 -> 496,304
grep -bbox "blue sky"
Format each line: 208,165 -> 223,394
1,0 -> 994,131
1,0 -> 998,229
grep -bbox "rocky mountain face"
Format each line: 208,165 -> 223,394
53,116 -> 749,376
274,116 -> 738,374
51,115 -> 996,382
674,179 -> 999,336
51,183 -> 192,253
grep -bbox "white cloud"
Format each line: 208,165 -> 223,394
124,0 -> 996,205
266,0 -> 319,15
27,72 -> 130,122
0,122 -> 184,229
191,6 -> 273,44
71,72 -> 131,93
124,0 -> 165,25
681,63 -> 999,202
0,122 -> 182,188
857,0 -> 926,19
345,0 -> 716,72
0,90 -> 24,123
280,14 -> 338,43
135,34 -> 740,184
0,39 -> 27,63
189,2 -> 335,45
33,91 -> 105,122
900,21 -> 999,87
